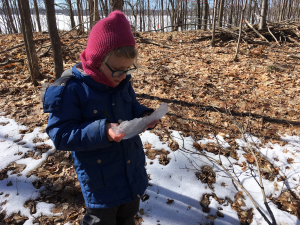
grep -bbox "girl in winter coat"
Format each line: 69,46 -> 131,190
43,10 -> 158,225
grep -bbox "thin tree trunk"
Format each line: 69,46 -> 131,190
17,0 -> 40,84
77,0 -> 84,33
211,0 -> 218,46
4,0 -> 17,33
161,0 -> 164,32
259,0 -> 268,30
148,0 -> 150,31
94,0 -> 100,21
218,0 -> 224,27
169,0 -> 175,31
139,2 -> 142,31
33,0 -> 41,32
110,0 -> 124,11
66,0 -> 76,29
197,0 -> 201,29
234,0 -> 247,61
287,0 -> 292,19
44,0 -> 64,79
99,0 -> 108,16
12,0 -> 21,32
247,0 -> 252,22
142,0 -> 145,31
89,0 -> 95,28
203,0 -> 209,30
252,0 -> 256,23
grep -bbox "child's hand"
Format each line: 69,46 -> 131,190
105,123 -> 126,142
148,120 -> 159,129
142,113 -> 159,132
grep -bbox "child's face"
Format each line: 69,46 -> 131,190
101,54 -> 135,87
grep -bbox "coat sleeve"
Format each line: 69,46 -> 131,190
45,82 -> 112,152
127,82 -> 154,118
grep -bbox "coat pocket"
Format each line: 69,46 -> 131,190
79,146 -> 121,191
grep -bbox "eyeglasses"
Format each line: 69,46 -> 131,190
105,63 -> 137,77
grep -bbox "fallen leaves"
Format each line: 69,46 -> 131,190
270,191 -> 300,220
0,26 -> 300,225
195,166 -> 216,191
166,198 -> 174,204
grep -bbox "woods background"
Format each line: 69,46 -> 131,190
1,0 -> 300,225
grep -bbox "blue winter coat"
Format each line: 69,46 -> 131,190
43,64 -> 153,208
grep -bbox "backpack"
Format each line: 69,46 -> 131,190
40,69 -> 73,113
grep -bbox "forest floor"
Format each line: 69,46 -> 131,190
0,27 -> 300,224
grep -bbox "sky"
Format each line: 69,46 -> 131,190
1,111 -> 300,225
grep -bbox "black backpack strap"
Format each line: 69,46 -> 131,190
49,69 -> 73,87
41,69 -> 74,113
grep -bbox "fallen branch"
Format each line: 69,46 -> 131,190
287,54 -> 300,59
63,35 -> 89,52
287,36 -> 300,46
136,36 -> 171,48
245,20 -> 269,43
0,58 -> 24,66
267,24 -> 280,46
39,46 -> 52,58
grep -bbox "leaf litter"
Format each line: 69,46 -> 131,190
0,28 -> 300,224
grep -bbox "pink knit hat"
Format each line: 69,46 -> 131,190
80,10 -> 136,87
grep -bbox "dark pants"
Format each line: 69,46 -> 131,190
80,199 -> 140,225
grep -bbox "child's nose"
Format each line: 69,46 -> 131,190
120,72 -> 127,79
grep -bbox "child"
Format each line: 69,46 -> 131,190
43,10 -> 158,225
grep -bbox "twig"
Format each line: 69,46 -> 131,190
245,20 -> 270,43
287,36 -> 300,46
234,0 -> 248,61
266,24 -> 280,46
0,58 -> 24,66
136,36 -> 171,48
39,46 -> 52,58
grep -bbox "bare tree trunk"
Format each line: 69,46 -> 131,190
169,0 -> 175,31
287,0 -> 292,19
11,0 -> 21,32
139,1 -> 142,31
161,0 -> 164,32
203,0 -> 209,30
252,0 -> 256,23
184,0 -> 187,30
197,0 -> 201,29
33,0 -> 41,32
110,0 -> 123,11
66,0 -> 76,29
17,0 -> 40,85
77,0 -> 84,33
234,0 -> 247,61
44,0 -> 64,80
217,0 -> 224,27
259,0 -> 268,30
180,1 -> 184,31
228,0 -> 234,28
148,0 -> 150,31
211,0 -> 218,46
89,0 -> 95,28
99,0 -> 108,16
142,0 -> 145,31
247,0 -> 251,22
4,0 -> 17,33
94,0 -> 100,21
235,0 -> 240,26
